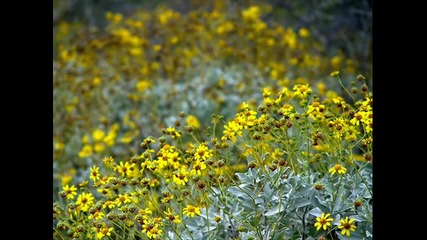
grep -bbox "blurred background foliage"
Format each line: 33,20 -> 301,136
53,0 -> 371,201
53,0 -> 372,72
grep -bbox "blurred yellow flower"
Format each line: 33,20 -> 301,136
330,71 -> 340,77
186,115 -> 200,129
54,141 -> 64,150
298,27 -> 310,38
78,145 -> 93,158
92,129 -> 105,142
136,80 -> 152,92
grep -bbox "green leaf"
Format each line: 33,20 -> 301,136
348,214 -> 365,222
308,207 -> 322,217
312,196 -> 329,212
293,197 -> 311,209
265,203 -> 285,216
333,195 -> 343,212
228,186 -> 248,199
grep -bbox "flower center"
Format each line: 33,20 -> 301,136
343,223 -> 351,229
150,227 -> 159,234
334,164 -> 342,171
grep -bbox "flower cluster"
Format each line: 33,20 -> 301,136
53,1 -> 372,239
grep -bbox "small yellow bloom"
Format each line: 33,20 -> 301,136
90,166 -> 101,182
330,71 -> 340,77
183,205 -> 201,217
136,80 -> 152,92
194,143 -> 213,161
120,132 -> 133,144
75,192 -> 95,212
96,226 -> 114,239
102,200 -> 116,209
293,84 -> 312,98
314,212 -> 333,231
54,141 -> 64,150
338,217 -> 357,236
88,210 -> 105,221
186,115 -> 200,129
164,208 -> 182,224
78,145 -> 92,158
146,224 -> 163,239
92,129 -> 105,142
115,194 -> 132,207
329,164 -> 347,175
166,127 -> 181,138
94,142 -> 105,153
298,27 -> 310,38
172,169 -> 189,186
115,161 -> 136,177
81,135 -> 90,144
92,77 -> 101,87
103,156 -> 114,167
62,185 -> 77,200
103,133 -> 116,146
153,44 -> 162,52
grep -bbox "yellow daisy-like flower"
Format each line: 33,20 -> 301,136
194,143 -> 213,161
89,166 -> 101,182
183,205 -> 201,217
190,160 -> 206,176
147,224 -> 162,239
138,208 -> 153,216
164,208 -> 182,224
62,184 -> 77,200
166,127 -> 181,138
314,212 -> 334,231
115,194 -> 132,207
103,156 -> 114,167
172,169 -> 189,186
88,210 -> 105,221
292,84 -> 312,99
102,200 -> 116,209
96,226 -> 114,239
75,192 -> 95,212
329,164 -> 347,175
338,217 -> 357,236
115,161 -> 136,177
